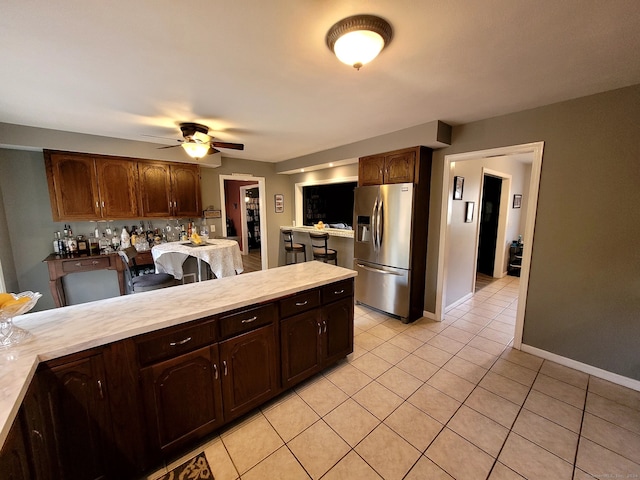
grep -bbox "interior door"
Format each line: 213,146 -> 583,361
477,175 -> 502,276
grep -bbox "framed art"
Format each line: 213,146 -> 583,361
453,176 -> 464,200
274,194 -> 284,213
465,201 -> 475,223
513,194 -> 522,208
204,209 -> 222,219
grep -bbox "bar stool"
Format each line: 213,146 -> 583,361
309,232 -> 337,265
282,229 -> 306,264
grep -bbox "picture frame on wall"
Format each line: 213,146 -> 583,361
274,194 -> 284,213
453,176 -> 464,200
465,201 -> 475,223
513,194 -> 522,208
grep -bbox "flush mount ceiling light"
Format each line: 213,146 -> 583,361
326,14 -> 393,70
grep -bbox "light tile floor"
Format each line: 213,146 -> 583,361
147,276 -> 640,479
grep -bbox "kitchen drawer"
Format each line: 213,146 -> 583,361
136,319 -> 217,366
321,279 -> 353,304
279,289 -> 320,319
219,303 -> 276,339
61,256 -> 111,273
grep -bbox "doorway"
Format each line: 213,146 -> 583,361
436,142 -> 544,349
239,184 -> 260,255
219,174 -> 268,271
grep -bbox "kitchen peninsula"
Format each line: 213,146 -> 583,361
0,261 -> 355,479
279,225 -> 354,268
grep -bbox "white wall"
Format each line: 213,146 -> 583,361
445,156 -> 531,308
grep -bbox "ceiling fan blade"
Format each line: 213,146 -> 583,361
157,144 -> 182,150
208,147 -> 220,155
210,141 -> 244,150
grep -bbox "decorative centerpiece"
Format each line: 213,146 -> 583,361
314,221 -> 325,230
0,291 -> 42,348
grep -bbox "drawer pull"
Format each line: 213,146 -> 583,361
241,316 -> 258,324
75,262 -> 82,267
334,289 -> 345,295
295,301 -> 308,306
92,261 -> 99,265
169,336 -> 192,347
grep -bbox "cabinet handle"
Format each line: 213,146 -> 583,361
96,201 -> 99,209
317,322 -> 322,335
213,363 -> 219,379
97,380 -> 104,399
295,301 -> 308,306
223,360 -> 228,376
173,201 -> 177,208
32,429 -> 43,442
323,320 -> 327,333
334,289 -> 345,295
241,316 -> 257,324
101,201 -> 105,208
169,336 -> 192,346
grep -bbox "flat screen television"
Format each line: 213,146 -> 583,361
302,182 -> 357,228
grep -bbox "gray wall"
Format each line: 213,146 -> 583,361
426,84 -> 640,379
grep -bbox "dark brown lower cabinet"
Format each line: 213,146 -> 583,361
281,282 -> 354,389
281,310 -> 323,388
140,345 -> 223,458
0,413 -> 32,480
40,353 -> 113,480
220,324 -> 278,420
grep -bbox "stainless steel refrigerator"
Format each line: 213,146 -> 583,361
353,182 -> 428,323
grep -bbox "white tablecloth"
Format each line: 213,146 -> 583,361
152,240 -> 244,280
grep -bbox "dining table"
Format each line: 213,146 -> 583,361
151,239 -> 244,281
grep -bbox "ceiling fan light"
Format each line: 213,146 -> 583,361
182,141 -> 210,159
326,14 -> 392,70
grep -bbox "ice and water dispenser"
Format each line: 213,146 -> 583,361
356,215 -> 371,242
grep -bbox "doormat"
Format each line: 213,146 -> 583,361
156,452 -> 213,480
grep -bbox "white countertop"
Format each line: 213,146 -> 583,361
0,261 -> 356,447
281,225 -> 354,238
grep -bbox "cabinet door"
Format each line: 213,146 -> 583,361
20,379 -> 56,480
171,164 -> 201,217
46,153 -> 101,220
95,158 -> 139,218
384,150 -> 415,184
322,297 -> 354,366
0,414 -> 32,480
41,354 -> 113,480
140,345 -> 223,456
281,310 -> 322,389
138,162 -> 172,217
220,324 -> 278,420
358,155 -> 385,186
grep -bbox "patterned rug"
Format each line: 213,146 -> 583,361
156,452 -> 213,480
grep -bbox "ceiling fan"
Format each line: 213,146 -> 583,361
158,122 -> 244,158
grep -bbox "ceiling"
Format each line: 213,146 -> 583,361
2,0 -> 640,163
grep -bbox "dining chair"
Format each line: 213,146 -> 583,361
118,247 -> 175,293
282,229 -> 307,264
309,232 -> 337,265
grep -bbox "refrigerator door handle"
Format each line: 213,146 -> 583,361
377,198 -> 383,250
356,263 -> 403,275
372,196 -> 379,251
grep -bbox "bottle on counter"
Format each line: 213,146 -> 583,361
76,235 -> 88,255
111,227 -> 120,250
53,232 -> 61,254
121,226 -> 131,248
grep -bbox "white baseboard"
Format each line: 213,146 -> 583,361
444,292 -> 474,313
521,344 -> 640,393
422,310 -> 437,321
